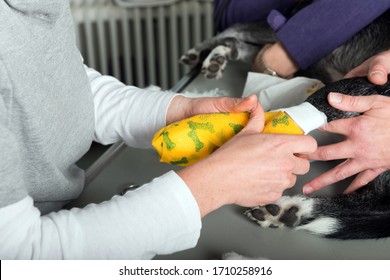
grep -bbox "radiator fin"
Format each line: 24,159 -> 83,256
70,0 -> 214,89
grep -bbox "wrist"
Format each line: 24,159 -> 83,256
177,162 -> 226,218
166,95 -> 190,125
253,43 -> 298,79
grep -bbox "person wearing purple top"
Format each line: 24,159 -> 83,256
214,0 -> 390,78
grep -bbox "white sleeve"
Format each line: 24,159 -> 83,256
0,171 -> 201,259
85,65 -> 178,148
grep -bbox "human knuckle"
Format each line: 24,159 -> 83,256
266,192 -> 283,203
356,177 -> 369,187
289,175 -> 297,187
357,144 -> 374,159
278,175 -> 295,189
302,160 -> 311,173
305,136 -> 317,151
280,158 -> 296,172
318,148 -> 334,161
334,169 -> 349,181
351,118 -> 370,134
348,95 -> 361,108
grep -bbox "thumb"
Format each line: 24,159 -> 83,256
327,92 -> 376,113
240,97 -> 265,133
367,64 -> 388,85
233,94 -> 259,113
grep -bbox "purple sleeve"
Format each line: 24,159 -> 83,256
214,0 -> 295,31
274,0 -> 390,69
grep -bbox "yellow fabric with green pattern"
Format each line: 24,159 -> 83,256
152,111 -> 303,166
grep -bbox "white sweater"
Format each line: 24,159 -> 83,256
0,0 -> 201,259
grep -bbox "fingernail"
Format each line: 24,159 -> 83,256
329,92 -> 342,103
303,185 -> 314,195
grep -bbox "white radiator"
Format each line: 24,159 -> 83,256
70,0 -> 214,89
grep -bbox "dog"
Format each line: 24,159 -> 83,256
180,7 -> 390,239
180,9 -> 390,84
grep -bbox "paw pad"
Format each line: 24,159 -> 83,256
278,206 -> 299,227
180,49 -> 199,66
201,46 -> 231,79
250,208 -> 266,221
265,204 -> 280,216
244,196 -> 312,230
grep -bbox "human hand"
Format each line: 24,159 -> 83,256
303,92 -> 390,195
166,94 -> 258,125
177,101 -> 317,217
252,42 -> 298,79
345,49 -> 390,85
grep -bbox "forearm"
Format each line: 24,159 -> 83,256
214,0 -> 295,31
85,65 -> 177,147
252,42 -> 298,78
275,0 -> 390,69
0,172 -> 201,259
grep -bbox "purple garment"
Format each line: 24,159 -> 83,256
214,0 -> 296,30
214,0 -> 390,69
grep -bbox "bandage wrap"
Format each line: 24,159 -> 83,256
152,111 -> 304,166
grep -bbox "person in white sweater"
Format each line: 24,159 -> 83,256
0,0 -> 316,259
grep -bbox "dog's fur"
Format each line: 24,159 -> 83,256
180,7 -> 390,239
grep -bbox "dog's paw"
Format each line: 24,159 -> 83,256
179,48 -> 200,66
244,195 -> 340,236
244,196 -> 314,229
201,46 -> 231,79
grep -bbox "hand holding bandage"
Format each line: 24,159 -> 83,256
152,102 -> 327,166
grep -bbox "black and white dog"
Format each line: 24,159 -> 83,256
180,8 -> 390,239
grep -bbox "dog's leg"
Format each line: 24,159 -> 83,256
245,172 -> 390,239
244,195 -> 340,237
180,22 -> 277,78
200,39 -> 262,79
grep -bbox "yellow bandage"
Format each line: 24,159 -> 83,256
152,112 -> 249,166
263,111 -> 304,135
152,111 -> 303,166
